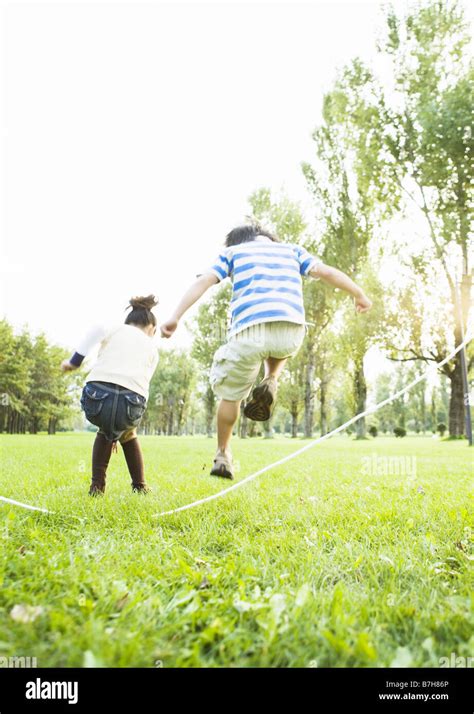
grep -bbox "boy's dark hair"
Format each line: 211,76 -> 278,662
125,295 -> 158,328
225,223 -> 279,247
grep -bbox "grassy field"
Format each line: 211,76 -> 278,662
0,433 -> 472,668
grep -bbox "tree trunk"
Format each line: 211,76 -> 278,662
447,355 -> 465,437
353,359 -> 367,439
8,411 -> 18,434
205,386 -> 215,438
447,274 -> 471,437
291,409 -> 298,438
167,410 -> 174,436
176,406 -> 185,436
304,352 -> 315,438
320,380 -> 328,436
430,389 -> 437,433
263,417 -> 273,439
239,404 -> 248,439
420,388 -> 426,434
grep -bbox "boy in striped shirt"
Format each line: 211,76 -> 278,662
161,224 -> 371,479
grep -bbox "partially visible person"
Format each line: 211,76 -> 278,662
161,224 -> 372,480
61,295 -> 159,495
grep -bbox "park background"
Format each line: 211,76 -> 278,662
0,0 -> 472,441
0,0 -> 472,669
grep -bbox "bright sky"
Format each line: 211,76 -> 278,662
0,0 -> 472,359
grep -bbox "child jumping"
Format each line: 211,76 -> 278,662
61,296 -> 159,495
161,224 -> 372,479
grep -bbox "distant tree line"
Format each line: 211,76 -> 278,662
0,306 -> 466,438
1,2 -> 472,440
0,320 -> 80,434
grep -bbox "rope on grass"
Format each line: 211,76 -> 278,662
0,495 -> 53,514
0,334 -> 471,518
157,334 -> 473,517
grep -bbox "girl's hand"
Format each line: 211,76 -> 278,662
160,318 -> 178,338
355,293 -> 372,313
61,359 -> 76,372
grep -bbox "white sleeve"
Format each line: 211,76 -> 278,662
75,324 -> 109,356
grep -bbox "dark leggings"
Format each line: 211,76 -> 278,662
91,433 -> 146,492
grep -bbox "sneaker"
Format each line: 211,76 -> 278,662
243,376 -> 278,421
210,450 -> 234,480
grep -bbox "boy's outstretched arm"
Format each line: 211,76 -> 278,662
161,273 -> 219,338
310,263 -> 372,313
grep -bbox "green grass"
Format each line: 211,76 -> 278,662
0,433 -> 472,668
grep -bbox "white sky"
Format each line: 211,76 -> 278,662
1,0 -> 472,361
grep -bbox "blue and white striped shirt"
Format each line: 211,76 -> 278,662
208,237 -> 318,337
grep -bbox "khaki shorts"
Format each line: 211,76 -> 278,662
99,427 -> 137,444
210,321 -> 306,402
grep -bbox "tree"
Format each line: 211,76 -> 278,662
248,189 -> 312,436
405,364 -> 428,433
329,369 -> 353,432
278,355 -> 305,438
0,321 -> 79,434
190,283 -> 231,437
429,373 -> 450,432
146,349 -> 196,436
0,321 -> 32,433
248,188 -> 340,437
248,187 -> 307,242
334,264 -> 387,439
312,322 -> 340,436
300,279 -> 338,437
28,335 -> 76,434
328,1 -> 473,436
303,86 -> 380,437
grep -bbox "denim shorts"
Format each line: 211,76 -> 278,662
80,381 -> 147,442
